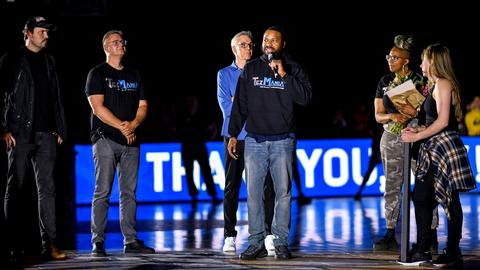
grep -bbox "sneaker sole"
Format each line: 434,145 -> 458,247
124,250 -> 155,254
91,253 -> 107,257
397,260 -> 432,266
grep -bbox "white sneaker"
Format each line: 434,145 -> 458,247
264,235 -> 276,256
223,237 -> 236,252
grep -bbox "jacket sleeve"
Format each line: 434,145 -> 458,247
0,52 -> 14,134
217,70 -> 231,124
283,62 -> 312,105
48,54 -> 68,141
228,68 -> 248,137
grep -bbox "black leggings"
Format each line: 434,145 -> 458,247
412,167 -> 463,253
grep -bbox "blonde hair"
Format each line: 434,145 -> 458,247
102,30 -> 123,46
422,43 -> 463,122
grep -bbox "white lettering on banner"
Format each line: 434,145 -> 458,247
296,148 -> 322,188
352,147 -> 377,186
146,152 -> 171,192
209,151 -> 225,190
193,162 -> 200,190
324,148 -> 349,187
379,175 -> 386,193
147,150 -> 225,193
172,152 -> 185,191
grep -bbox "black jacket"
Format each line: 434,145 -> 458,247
229,53 -> 312,137
0,47 -> 67,143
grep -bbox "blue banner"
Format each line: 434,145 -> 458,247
75,138 -> 480,205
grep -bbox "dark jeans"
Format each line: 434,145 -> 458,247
181,142 -> 217,198
223,137 -> 274,238
413,167 -> 463,253
4,132 -> 58,249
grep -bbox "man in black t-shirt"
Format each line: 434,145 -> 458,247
85,30 -> 154,256
0,16 -> 67,262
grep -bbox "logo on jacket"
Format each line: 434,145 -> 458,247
253,77 -> 285,90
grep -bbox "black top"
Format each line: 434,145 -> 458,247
85,63 -> 146,145
229,53 -> 312,137
375,72 -> 426,113
25,48 -> 55,132
419,89 -> 458,131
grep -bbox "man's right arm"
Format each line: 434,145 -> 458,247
217,70 -> 232,121
87,94 -> 123,129
228,69 -> 248,138
88,94 -> 136,144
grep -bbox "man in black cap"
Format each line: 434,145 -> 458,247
0,16 -> 67,261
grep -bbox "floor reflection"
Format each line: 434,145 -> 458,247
75,194 -> 480,255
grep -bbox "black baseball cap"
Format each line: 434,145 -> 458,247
23,16 -> 57,32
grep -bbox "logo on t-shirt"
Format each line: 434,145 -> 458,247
252,76 -> 285,90
106,78 -> 139,92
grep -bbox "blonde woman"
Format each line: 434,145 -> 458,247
402,44 -> 477,267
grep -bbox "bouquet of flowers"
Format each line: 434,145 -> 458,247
385,75 -> 427,134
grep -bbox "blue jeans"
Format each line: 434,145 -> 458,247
244,136 -> 294,247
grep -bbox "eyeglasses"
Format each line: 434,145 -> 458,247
109,40 -> 127,47
237,42 -> 254,49
385,55 -> 403,62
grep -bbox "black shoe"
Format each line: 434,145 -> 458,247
92,242 -> 107,257
274,245 -> 292,260
373,229 -> 398,251
433,247 -> 463,268
398,245 -> 432,266
239,244 -> 268,260
124,240 -> 155,254
398,250 -> 432,266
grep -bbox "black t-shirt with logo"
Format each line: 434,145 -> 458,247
85,63 -> 146,145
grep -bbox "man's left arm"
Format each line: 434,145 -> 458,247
120,100 -> 148,136
282,64 -> 312,105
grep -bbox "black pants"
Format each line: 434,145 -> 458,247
181,142 -> 217,198
4,132 -> 58,250
413,167 -> 463,253
223,137 -> 274,238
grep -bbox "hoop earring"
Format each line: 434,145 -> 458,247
402,65 -> 407,74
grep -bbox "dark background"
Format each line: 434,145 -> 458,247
1,0 -> 479,143
0,0 -> 479,252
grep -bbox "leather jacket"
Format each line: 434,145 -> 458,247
0,47 -> 67,144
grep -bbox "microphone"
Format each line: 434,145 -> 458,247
268,53 -> 279,78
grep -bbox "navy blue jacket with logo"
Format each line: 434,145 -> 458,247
228,53 -> 312,137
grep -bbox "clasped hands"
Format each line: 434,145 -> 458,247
119,120 -> 138,145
